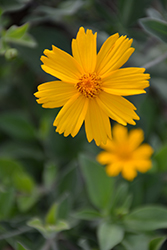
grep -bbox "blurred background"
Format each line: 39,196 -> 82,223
1,0 -> 167,250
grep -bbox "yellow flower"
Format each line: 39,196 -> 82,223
34,27 -> 150,146
97,124 -> 154,181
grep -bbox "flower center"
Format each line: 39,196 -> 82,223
76,73 -> 102,98
118,146 -> 131,161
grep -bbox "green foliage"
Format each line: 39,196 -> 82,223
0,188 -> 15,220
140,18 -> 167,42
17,242 -> 29,250
3,23 -> 37,48
97,223 -> 124,250
27,202 -> 70,239
79,155 -> 114,211
153,144 -> 167,171
122,234 -> 152,250
149,236 -> 167,250
0,0 -> 167,249
124,206 -> 167,231
0,112 -> 36,140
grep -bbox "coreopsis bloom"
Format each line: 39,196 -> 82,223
34,27 -> 150,146
97,124 -> 154,180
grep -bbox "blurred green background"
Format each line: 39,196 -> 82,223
1,0 -> 167,250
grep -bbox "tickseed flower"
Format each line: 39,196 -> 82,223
34,27 -> 150,146
97,124 -> 154,181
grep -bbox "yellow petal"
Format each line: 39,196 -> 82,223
133,144 -> 154,158
96,92 -> 139,126
53,93 -> 88,137
134,160 -> 152,173
96,33 -> 119,71
113,124 -> 128,144
106,162 -> 122,176
96,35 -> 134,77
84,99 -> 111,146
99,138 -> 116,151
34,81 -> 77,108
127,128 -> 144,150
122,163 -> 137,181
72,27 -> 97,73
96,152 -> 117,165
102,68 -> 150,96
40,45 -> 83,83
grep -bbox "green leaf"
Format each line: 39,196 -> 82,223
0,7 -> 3,16
0,158 -> 22,181
97,222 -> 124,250
57,194 -> 71,220
147,8 -> 164,20
0,141 -> 44,161
112,183 -> 132,215
43,162 -> 57,190
3,24 -> 37,48
139,18 -> 167,42
153,144 -> 167,171
124,205 -> 167,231
122,234 -> 151,250
119,0 -> 152,27
0,112 -> 36,141
27,217 -> 70,239
74,208 -> 103,221
79,155 -> 114,211
151,78 -> 167,101
27,218 -> 47,237
17,189 -> 40,212
45,203 -> 59,225
5,24 -> 29,39
0,0 -> 29,13
36,0 -> 83,22
45,220 -> 70,234
149,236 -> 166,250
13,171 -> 35,193
0,188 -> 15,220
78,239 -> 91,250
17,242 -> 29,250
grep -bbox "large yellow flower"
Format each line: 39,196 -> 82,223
97,124 -> 154,180
34,27 -> 150,146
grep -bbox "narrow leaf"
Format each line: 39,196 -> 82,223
45,203 -> 59,225
74,208 -> 103,221
149,236 -> 166,250
140,18 -> 167,42
17,242 -> 29,250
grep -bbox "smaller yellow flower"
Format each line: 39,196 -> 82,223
97,124 -> 153,181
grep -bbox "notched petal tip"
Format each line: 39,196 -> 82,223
40,55 -> 45,63
33,91 -> 38,97
78,26 -> 85,34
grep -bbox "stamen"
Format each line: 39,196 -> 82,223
76,73 -> 102,98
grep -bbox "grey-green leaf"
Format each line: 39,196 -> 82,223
124,205 -> 167,231
139,18 -> 167,43
97,222 -> 124,250
74,208 -> 103,221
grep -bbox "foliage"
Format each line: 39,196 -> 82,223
1,0 -> 167,250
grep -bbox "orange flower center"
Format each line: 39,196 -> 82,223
76,73 -> 102,98
118,146 -> 132,161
